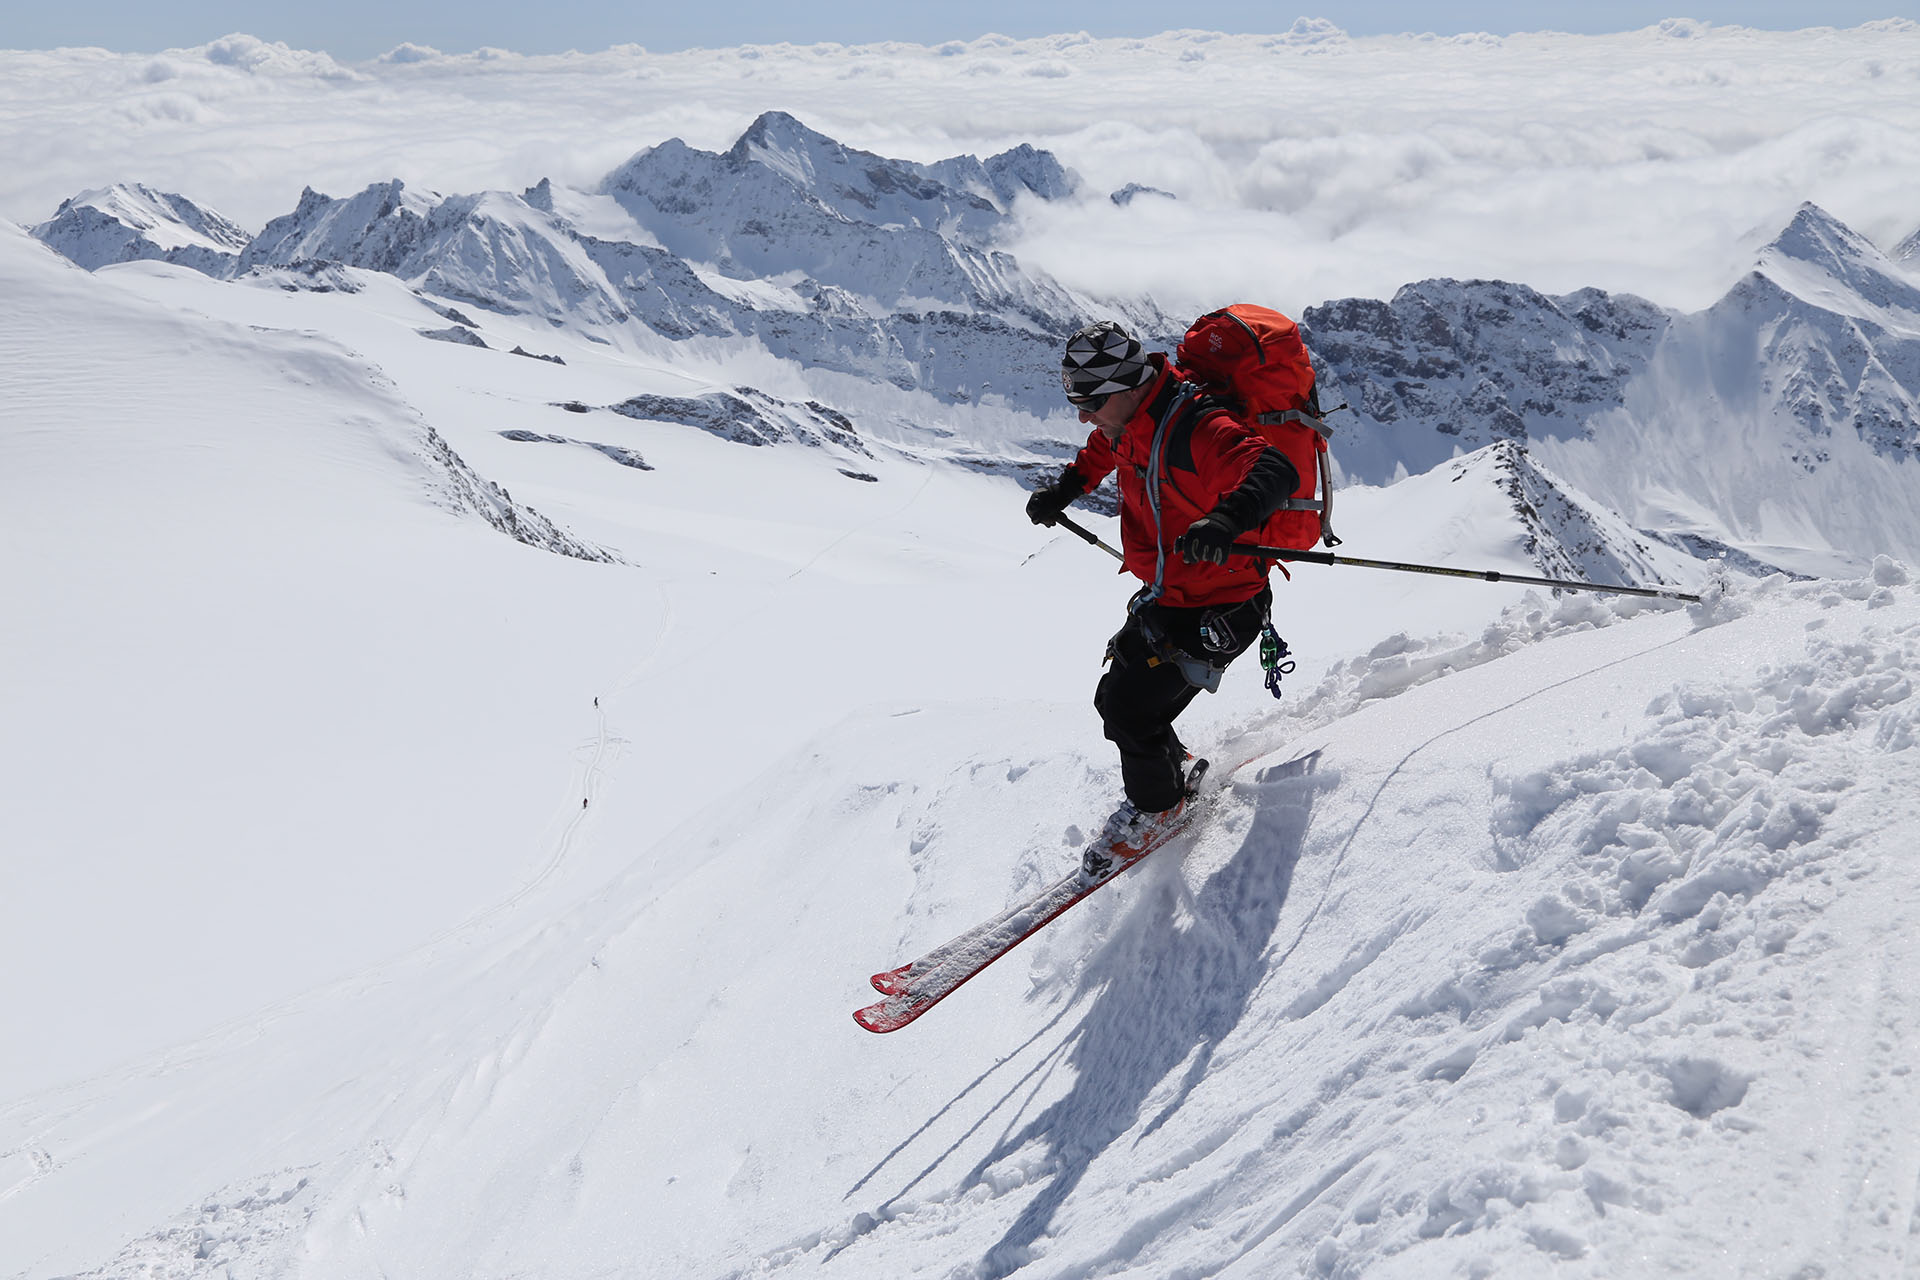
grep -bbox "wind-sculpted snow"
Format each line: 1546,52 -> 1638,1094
12,302 -> 1920,1280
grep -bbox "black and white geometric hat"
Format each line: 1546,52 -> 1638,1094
1061,321 -> 1153,403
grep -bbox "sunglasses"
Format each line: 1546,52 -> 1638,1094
1066,390 -> 1112,412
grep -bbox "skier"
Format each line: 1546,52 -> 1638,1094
1026,321 -> 1300,874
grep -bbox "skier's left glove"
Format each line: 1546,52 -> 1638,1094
1176,512 -> 1243,566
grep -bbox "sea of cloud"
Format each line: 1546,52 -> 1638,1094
4,19 -> 1918,313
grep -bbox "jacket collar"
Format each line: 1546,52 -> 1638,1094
1112,357 -> 1182,461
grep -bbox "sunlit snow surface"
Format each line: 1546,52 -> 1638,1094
7,169 -> 1920,1280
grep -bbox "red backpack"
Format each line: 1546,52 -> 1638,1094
1174,304 -> 1339,550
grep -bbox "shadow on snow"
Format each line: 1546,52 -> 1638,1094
967,750 -> 1326,1277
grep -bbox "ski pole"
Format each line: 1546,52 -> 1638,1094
1052,514 -> 1699,602
1232,544 -> 1702,602
1054,513 -> 1125,563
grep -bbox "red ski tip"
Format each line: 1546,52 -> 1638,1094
853,996 -> 923,1033
870,964 -> 915,996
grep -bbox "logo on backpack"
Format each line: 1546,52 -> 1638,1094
1174,305 -> 1340,550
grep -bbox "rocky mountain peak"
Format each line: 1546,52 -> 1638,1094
1894,223 -> 1920,267
242,179 -> 441,275
1755,201 -> 1920,318
1763,202 -> 1881,270
31,183 -> 250,276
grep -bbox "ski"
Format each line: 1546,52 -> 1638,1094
854,760 -> 1211,1033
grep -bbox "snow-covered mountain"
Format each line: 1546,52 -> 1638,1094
34,113 -> 1149,415
1306,203 -> 1920,574
600,110 -> 1065,284
32,184 -> 250,276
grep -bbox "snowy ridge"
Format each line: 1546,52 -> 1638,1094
7,197 -> 1920,1276
804,569 -> 1920,1279
12,36 -> 1920,1280
1475,441 -> 1693,590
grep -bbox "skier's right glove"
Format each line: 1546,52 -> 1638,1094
1025,469 -> 1088,527
1175,512 -> 1243,566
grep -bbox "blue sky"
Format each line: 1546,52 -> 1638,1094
2,0 -> 1912,60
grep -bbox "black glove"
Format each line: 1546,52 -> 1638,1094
1176,512 -> 1243,566
1025,470 -> 1087,527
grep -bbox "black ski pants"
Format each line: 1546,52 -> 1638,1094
1094,588 -> 1269,812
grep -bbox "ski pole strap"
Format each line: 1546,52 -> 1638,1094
1232,545 -> 1702,603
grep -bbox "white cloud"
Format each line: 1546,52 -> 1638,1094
1,24 -> 1917,311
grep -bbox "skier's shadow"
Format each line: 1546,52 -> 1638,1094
955,749 -> 1325,1277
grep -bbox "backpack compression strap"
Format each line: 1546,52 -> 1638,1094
1251,407 -> 1341,548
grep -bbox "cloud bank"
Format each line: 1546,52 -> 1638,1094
3,21 -> 1918,312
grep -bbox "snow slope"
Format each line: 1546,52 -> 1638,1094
6,201 -> 1920,1280
0,220 -> 619,1099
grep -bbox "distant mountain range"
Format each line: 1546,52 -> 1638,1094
1303,203 -> 1920,574
33,112 -> 1157,414
28,113 -> 1920,580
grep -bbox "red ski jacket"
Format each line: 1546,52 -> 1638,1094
1066,360 -> 1293,609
